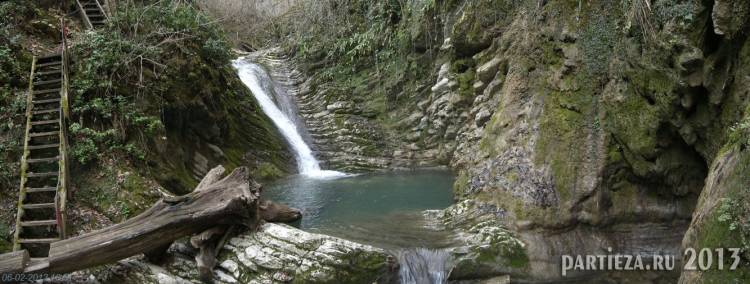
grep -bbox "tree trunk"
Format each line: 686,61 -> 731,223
38,166 -> 261,274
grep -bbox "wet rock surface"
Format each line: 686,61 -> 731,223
210,0 -> 750,282
246,50 -> 398,172
75,223 -> 397,283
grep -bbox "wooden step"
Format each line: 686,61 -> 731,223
26,172 -> 58,178
28,143 -> 59,150
32,98 -> 61,104
33,79 -> 62,86
32,109 -> 59,115
18,238 -> 60,244
36,61 -> 61,68
25,187 -> 57,193
31,107 -> 60,113
22,203 -> 56,210
20,220 -> 57,226
31,119 -> 60,125
35,70 -> 62,76
27,156 -> 60,163
30,120 -> 59,126
36,65 -> 62,72
38,54 -> 62,60
32,88 -> 61,95
29,131 -> 59,138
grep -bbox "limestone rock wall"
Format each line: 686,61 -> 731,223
249,0 -> 750,281
204,0 -> 750,281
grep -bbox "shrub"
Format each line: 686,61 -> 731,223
0,0 -> 35,189
69,0 -> 228,165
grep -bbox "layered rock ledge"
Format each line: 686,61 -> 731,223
79,223 -> 398,284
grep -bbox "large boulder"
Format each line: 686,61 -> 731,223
212,223 -> 398,283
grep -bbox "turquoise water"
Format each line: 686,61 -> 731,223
262,170 -> 457,248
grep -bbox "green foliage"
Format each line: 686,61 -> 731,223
69,0 -> 228,166
109,0 -> 231,64
716,197 -> 750,257
581,12 -> 619,81
116,200 -> 132,219
651,0 -> 695,27
0,0 -> 35,189
0,0 -> 37,28
728,109 -> 750,148
717,198 -> 741,231
69,123 -> 114,164
254,162 -> 284,181
68,122 -> 148,165
0,0 -> 34,92
0,45 -> 25,90
454,61 -> 477,98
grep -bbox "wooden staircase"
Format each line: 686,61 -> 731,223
12,25 -> 71,259
77,0 -> 108,29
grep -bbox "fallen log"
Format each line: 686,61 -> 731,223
0,250 -> 29,274
42,165 -> 262,274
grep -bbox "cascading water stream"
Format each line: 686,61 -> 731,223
232,58 -> 347,179
397,248 -> 453,284
235,56 -> 454,283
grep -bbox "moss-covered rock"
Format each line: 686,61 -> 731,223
680,145 -> 750,282
67,1 -> 294,193
449,221 -> 529,280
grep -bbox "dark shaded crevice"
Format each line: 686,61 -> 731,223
681,85 -> 709,117
702,0 -> 722,56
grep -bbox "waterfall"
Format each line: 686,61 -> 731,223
232,58 -> 347,179
397,248 -> 453,284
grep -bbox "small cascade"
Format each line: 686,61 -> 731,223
397,248 -> 453,284
232,58 -> 347,179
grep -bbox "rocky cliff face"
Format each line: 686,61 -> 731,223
231,0 -> 750,281
680,117 -> 750,282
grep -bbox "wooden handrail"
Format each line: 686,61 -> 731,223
75,0 -> 93,29
12,57 -> 37,252
60,18 -> 69,120
57,16 -> 70,239
94,0 -> 109,19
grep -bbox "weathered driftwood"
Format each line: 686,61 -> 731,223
0,250 -> 29,274
191,226 -> 230,282
43,166 -> 261,274
187,186 -> 304,281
